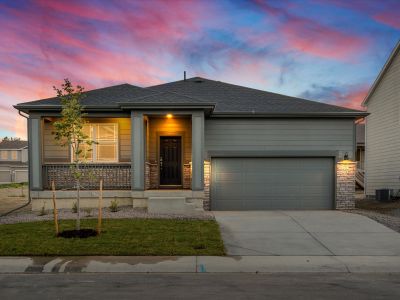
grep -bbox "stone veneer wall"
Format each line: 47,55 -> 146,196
336,161 -> 356,209
145,162 -> 159,190
203,161 -> 211,210
145,161 -> 191,189
183,163 -> 191,189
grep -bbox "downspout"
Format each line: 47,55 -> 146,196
1,110 -> 31,217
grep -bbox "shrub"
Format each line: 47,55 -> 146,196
72,201 -> 78,213
109,198 -> 119,212
38,202 -> 47,216
84,208 -> 92,217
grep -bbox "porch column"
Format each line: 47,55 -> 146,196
131,111 -> 145,190
191,111 -> 205,190
28,116 -> 42,190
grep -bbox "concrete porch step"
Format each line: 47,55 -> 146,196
148,196 -> 202,214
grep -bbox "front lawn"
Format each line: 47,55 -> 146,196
0,219 -> 225,256
0,182 -> 28,189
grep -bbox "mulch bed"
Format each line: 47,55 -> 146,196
58,229 -> 98,239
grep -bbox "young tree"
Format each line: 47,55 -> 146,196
53,79 -> 94,230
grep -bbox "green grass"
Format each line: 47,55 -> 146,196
0,219 -> 225,256
0,182 -> 28,189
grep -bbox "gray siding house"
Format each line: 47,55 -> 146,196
14,77 -> 366,211
362,41 -> 400,198
0,139 -> 28,183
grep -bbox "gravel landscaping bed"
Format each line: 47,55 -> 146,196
0,206 -> 214,225
347,209 -> 400,233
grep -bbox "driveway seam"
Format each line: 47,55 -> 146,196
280,211 -> 335,256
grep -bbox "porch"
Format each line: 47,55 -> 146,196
28,111 -> 206,211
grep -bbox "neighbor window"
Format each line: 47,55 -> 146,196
0,151 -> 7,160
72,123 -> 118,163
11,151 -> 18,160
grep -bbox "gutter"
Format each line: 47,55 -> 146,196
209,111 -> 369,118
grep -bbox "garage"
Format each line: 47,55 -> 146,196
211,157 -> 334,210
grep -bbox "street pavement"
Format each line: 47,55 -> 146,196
1,273 -> 399,299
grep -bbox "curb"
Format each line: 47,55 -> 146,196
1,256 -> 400,273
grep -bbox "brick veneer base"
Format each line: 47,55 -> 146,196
203,161 -> 211,210
336,161 -> 356,209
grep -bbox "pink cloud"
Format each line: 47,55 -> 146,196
373,12 -> 400,29
338,85 -> 369,110
252,0 -> 370,61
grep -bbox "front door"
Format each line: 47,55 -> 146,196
159,136 -> 182,186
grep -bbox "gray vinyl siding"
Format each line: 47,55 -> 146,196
205,118 -> 355,157
365,51 -> 400,196
43,118 -> 131,163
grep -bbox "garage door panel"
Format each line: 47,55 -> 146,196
211,157 -> 334,210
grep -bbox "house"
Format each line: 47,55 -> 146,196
362,40 -> 400,199
355,123 -> 365,189
0,139 -> 28,183
14,77 -> 367,212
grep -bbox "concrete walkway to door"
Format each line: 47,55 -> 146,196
214,211 -> 400,256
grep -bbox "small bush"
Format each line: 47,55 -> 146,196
109,198 -> 119,212
84,208 -> 92,217
72,201 -> 78,213
38,202 -> 47,216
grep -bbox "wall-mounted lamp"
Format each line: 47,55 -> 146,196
166,114 -> 173,119
340,152 -> 353,164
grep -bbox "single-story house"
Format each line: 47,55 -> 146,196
362,40 -> 400,198
14,77 -> 367,212
0,139 -> 28,183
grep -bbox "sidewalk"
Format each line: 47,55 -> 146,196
1,256 -> 400,273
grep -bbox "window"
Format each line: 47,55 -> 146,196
72,123 -> 118,163
11,151 -> 17,160
0,151 -> 7,160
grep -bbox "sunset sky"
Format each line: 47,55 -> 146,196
0,0 -> 399,139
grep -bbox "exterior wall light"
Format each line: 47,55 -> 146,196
166,114 -> 173,119
340,152 -> 353,164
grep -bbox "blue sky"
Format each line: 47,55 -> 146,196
0,0 -> 399,138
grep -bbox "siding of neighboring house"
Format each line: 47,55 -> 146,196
204,118 -> 355,157
146,117 -> 192,164
365,51 -> 400,196
42,118 -> 131,163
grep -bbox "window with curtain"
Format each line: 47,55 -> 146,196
11,151 -> 18,160
72,123 -> 118,163
0,151 -> 7,160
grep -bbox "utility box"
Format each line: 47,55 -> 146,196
376,189 -> 391,202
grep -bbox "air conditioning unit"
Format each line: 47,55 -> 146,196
375,189 -> 391,202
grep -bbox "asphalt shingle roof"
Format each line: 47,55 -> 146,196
15,77 -> 366,116
0,140 -> 28,149
17,84 -> 157,107
148,77 -> 363,114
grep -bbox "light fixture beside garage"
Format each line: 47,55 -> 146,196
340,152 -> 353,164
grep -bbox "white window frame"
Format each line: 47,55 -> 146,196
71,123 -> 119,163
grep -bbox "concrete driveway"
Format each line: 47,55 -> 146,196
214,211 -> 400,256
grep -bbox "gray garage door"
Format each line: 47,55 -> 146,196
211,157 -> 334,210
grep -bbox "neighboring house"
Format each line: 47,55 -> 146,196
14,77 -> 367,212
0,139 -> 28,183
362,40 -> 400,198
355,123 -> 365,189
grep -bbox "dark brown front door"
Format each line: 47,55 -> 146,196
159,136 -> 182,186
